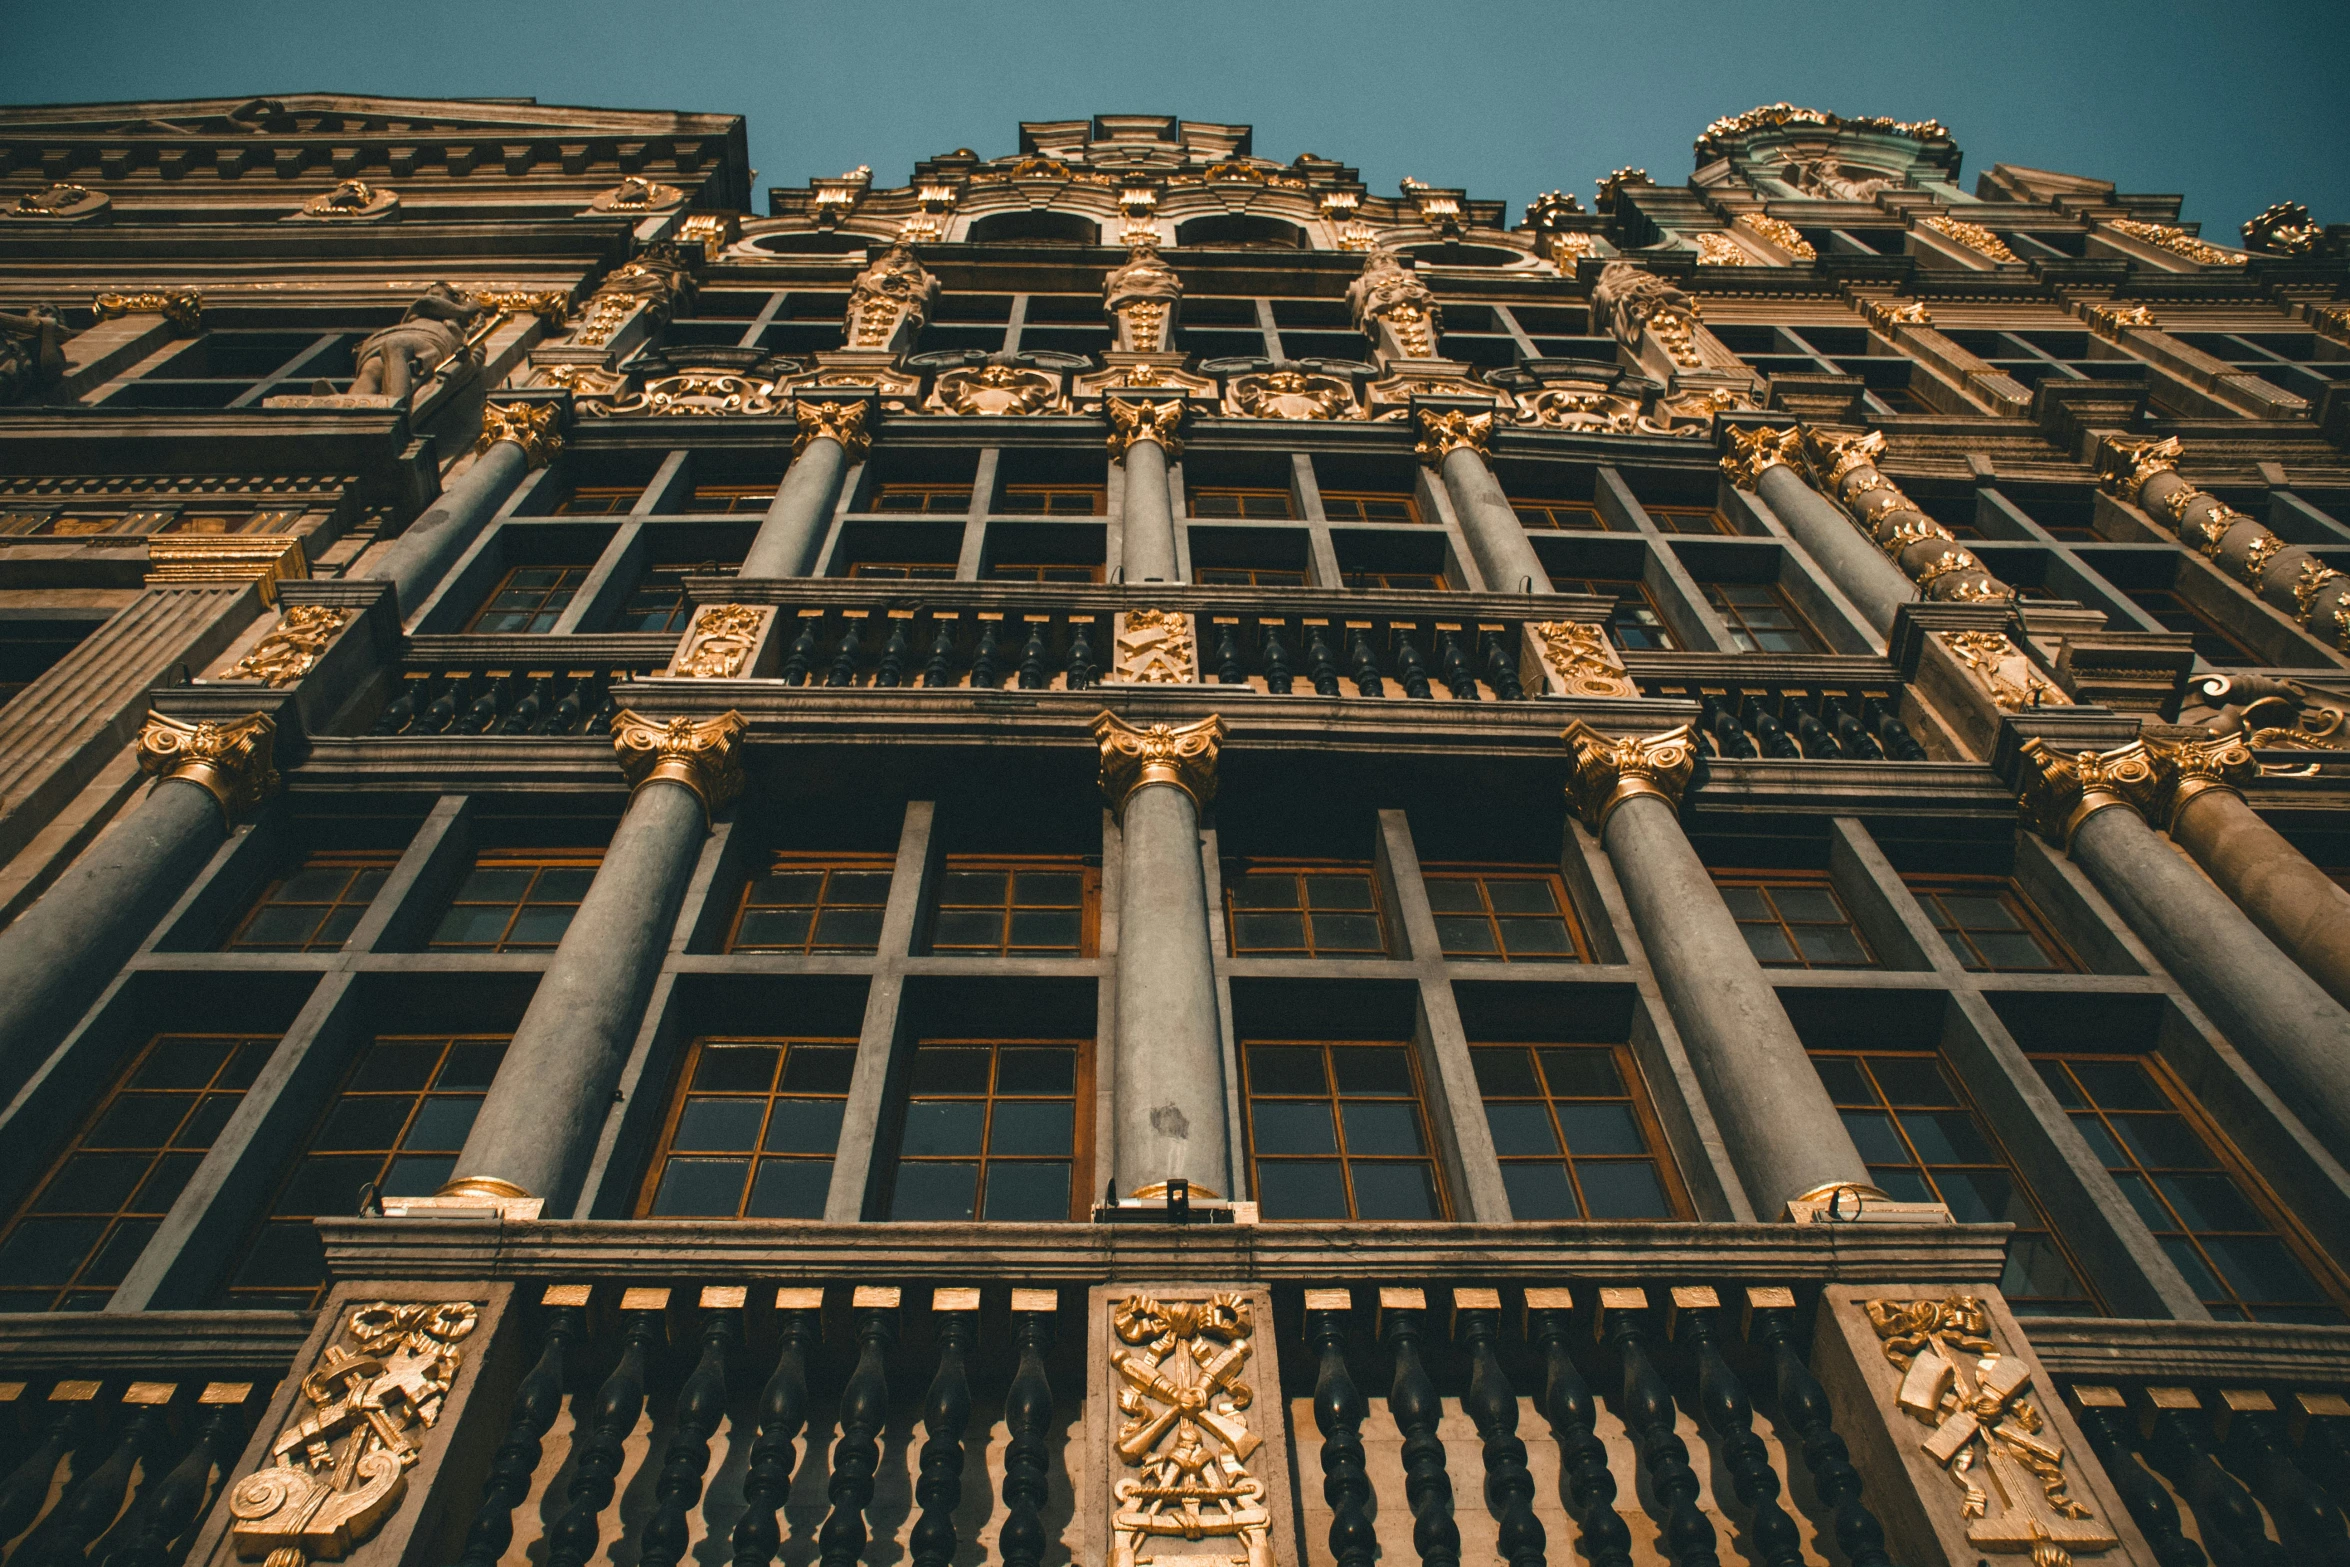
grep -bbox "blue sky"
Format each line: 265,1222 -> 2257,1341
7,0 -> 2345,237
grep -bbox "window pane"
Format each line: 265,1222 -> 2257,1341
1251,1102 -> 1338,1156
1501,1163 -> 1580,1220
1576,1162 -> 1674,1218
653,1158 -> 751,1217
674,1097 -> 767,1152
1256,1161 -> 1349,1219
983,1163 -> 1071,1221
1349,1163 -> 1440,1220
746,1160 -> 831,1219
890,1161 -> 980,1220
1343,1102 -> 1426,1157
1484,1103 -> 1561,1157
902,1101 -> 986,1157
763,1099 -> 845,1155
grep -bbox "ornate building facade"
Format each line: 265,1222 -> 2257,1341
2,95 -> 2350,1567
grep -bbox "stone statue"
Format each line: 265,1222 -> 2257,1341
1590,259 -> 1695,346
351,283 -> 489,400
1784,156 -> 1896,201
1104,235 -> 1181,352
0,304 -> 66,404
1345,245 -> 1441,359
844,238 -> 940,355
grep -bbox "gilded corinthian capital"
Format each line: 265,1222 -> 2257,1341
2094,434 -> 2182,503
1091,711 -> 1225,817
137,710 -> 281,824
793,399 -> 871,462
1105,396 -> 1186,461
2014,737 -> 2159,848
1718,424 -> 1799,490
1561,720 -> 1696,832
1414,408 -> 1492,465
611,709 -> 748,820
2143,732 -> 2256,832
475,401 -> 563,467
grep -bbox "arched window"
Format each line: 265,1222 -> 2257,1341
965,209 -> 1101,245
1175,214 -> 1307,250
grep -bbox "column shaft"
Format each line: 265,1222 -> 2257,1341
740,439 -> 849,578
0,781 -> 224,1097
1598,794 -> 1872,1211
449,780 -> 708,1205
1754,464 -> 1911,635
365,440 -> 529,615
1437,447 -> 1549,594
1119,439 -> 1179,584
2169,788 -> 2350,1012
1110,782 -> 1230,1195
2069,806 -> 2350,1156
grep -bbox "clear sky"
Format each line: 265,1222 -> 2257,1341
7,0 -> 2345,238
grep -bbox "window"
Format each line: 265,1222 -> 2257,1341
1813,1050 -> 2093,1314
639,1036 -> 856,1219
727,855 -> 893,953
999,484 -> 1106,516
0,1034 -> 274,1312
986,563 -> 1104,584
223,1034 -> 507,1308
1241,1041 -> 1446,1220
2122,587 -> 2268,666
1196,566 -> 1309,587
616,562 -> 738,633
227,852 -> 396,951
1552,575 -> 1677,650
1191,487 -> 1297,520
1472,1043 -> 1683,1220
1341,570 -> 1449,592
553,485 -> 640,516
1646,506 -> 1736,537
683,482 -> 778,514
427,851 -> 602,950
1907,878 -> 2076,972
870,484 -> 973,514
1703,581 -> 1826,653
1717,873 -> 1877,968
2034,1054 -> 2344,1323
927,858 -> 1096,956
885,1039 -> 1088,1220
1320,491 -> 1421,525
1513,500 -> 1608,532
848,561 -> 957,580
1422,869 -> 1585,962
468,566 -> 590,634
1225,863 -> 1390,957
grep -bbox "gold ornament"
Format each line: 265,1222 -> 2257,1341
92,290 -> 201,329
1105,396 -> 1187,460
1561,721 -> 1696,833
1413,407 -> 1493,464
225,606 -> 356,687
791,399 -> 871,461
473,403 -> 561,468
1719,424 -> 1801,490
2143,733 -> 2256,832
610,709 -> 747,820
1106,1294 -> 1271,1567
137,710 -> 281,824
1092,712 -> 1225,818
2015,738 -> 2158,849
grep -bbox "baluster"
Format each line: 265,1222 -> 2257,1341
23,1389 -> 170,1567
1393,627 -> 1433,698
1821,693 -> 1884,759
731,1290 -> 820,1567
1017,621 -> 1050,690
817,1288 -> 897,1567
102,1384 -> 249,1567
2072,1386 -> 2207,1567
2146,1387 -> 2292,1567
1437,628 -> 1480,699
1215,622 -> 1246,685
909,1291 -> 977,1567
1788,698 -> 1842,759
969,620 -> 1003,689
1860,694 -> 1928,760
455,1290 -> 585,1567
1454,1290 -> 1544,1567
1482,630 -> 1524,701
1348,627 -> 1387,698
923,618 -> 959,688
2221,1390 -> 2350,1564
500,674 -> 551,734
875,618 -> 912,688
2300,1397 -> 2350,1517
0,1387 -> 96,1550
1675,1288 -> 1802,1567
1740,695 -> 1801,758
373,676 -> 426,734
1750,1293 -> 1893,1567
826,620 -> 863,687
1382,1288 -> 1460,1567
640,1288 -> 741,1567
1260,623 -> 1295,694
539,673 -> 590,734
781,617 -> 820,685
1305,1292 -> 1376,1567
1306,624 -> 1343,696
1527,1293 -> 1633,1567
463,676 -> 506,733
588,680 -> 620,734
1697,693 -> 1757,759
1065,620 -> 1098,689
1604,1288 -> 1716,1567
544,1289 -> 666,1567
419,675 -> 466,734
999,1291 -> 1057,1567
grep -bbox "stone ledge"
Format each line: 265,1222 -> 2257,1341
2020,1314 -> 2350,1384
0,1310 -> 313,1376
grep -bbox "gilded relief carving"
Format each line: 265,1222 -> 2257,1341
1523,620 -> 1637,698
930,364 -> 1062,416
2108,218 -> 2245,266
138,711 -> 281,822
1939,631 -> 2067,713
610,709 -> 748,817
667,604 -> 769,679
225,605 -> 355,687
1922,214 -> 2018,264
1106,1293 -> 1271,1567
1108,608 -> 1197,684
1223,370 -> 1355,421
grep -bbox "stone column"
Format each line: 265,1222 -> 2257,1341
1561,721 -> 1877,1215
2018,738 -> 2350,1158
1093,712 -> 1230,1198
1722,425 -> 1916,635
1106,398 -> 1186,584
1415,408 -> 1551,594
738,400 -> 871,578
440,710 -> 746,1211
0,712 -> 277,1098
365,402 -> 561,616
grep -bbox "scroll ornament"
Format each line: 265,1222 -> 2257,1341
1106,1293 -> 1271,1567
2015,738 -> 2158,849
1868,1294 -> 2115,1565
473,402 -> 562,468
229,1301 -> 479,1567
1092,712 -> 1225,817
1719,424 -> 1801,490
1414,407 -> 1492,464
226,605 -> 356,687
792,398 -> 871,461
611,709 -> 748,818
1561,721 -> 1696,833
2142,732 -> 2257,832
137,710 -> 281,823
93,290 -> 201,329
670,604 -> 767,678
1106,396 -> 1187,460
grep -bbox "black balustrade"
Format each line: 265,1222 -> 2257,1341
1383,1290 -> 1461,1567
1306,1291 -> 1377,1567
730,1292 -> 819,1567
456,1288 -> 584,1567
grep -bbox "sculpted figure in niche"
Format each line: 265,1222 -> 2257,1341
1589,259 -> 1695,346
845,237 -> 940,352
0,304 -> 67,404
1346,245 -> 1441,358
1784,155 -> 1897,201
1105,234 -> 1180,313
351,283 -> 490,400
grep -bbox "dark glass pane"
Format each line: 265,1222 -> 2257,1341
1741,925 -> 1798,965
991,1102 -> 1075,1157
939,871 -> 1007,904
2160,1237 -> 2228,1301
1233,912 -> 1307,951
827,872 -> 892,905
1331,1047 -> 1414,1097
1976,933 -> 2056,970
781,1046 -> 858,1095
1013,871 -> 1083,905
232,1220 -> 326,1289
673,1097 -> 766,1152
2071,1059 -> 2169,1111
1350,1163 -> 1440,1220
349,1043 -> 439,1092
1309,913 -> 1384,952
167,1094 -> 236,1150
2203,1235 -> 2323,1303
506,907 -> 576,946
130,1152 -> 202,1214
2035,1059 -> 2086,1106
86,1094 -> 190,1148
276,867 -> 352,903
532,871 -> 598,906
431,906 -> 515,946
382,1154 -> 456,1197
235,906 -> 324,947
653,1157 -> 752,1217
694,1045 -> 781,1093
2002,1234 -> 2088,1303
436,1043 -> 506,1091
763,1098 -> 845,1154
1555,1103 -> 1647,1156
1794,926 -> 1871,967
2155,1173 -> 2266,1233
746,1159 -> 831,1219
38,1154 -> 151,1214
1471,1047 -> 1539,1097
996,1047 -> 1077,1095
1933,1167 -> 2016,1226
1250,1102 -> 1337,1156
909,1048 -> 990,1095
310,1097 -> 412,1152
316,907 -> 366,948
1941,894 -> 2018,930
983,1163 -> 1072,1220
2069,1114 -> 2129,1168
2112,1114 -> 2221,1171
1868,1058 -> 1960,1108
1501,1162 -> 1579,1220
1423,880 -> 1484,914
1901,1110 -> 1996,1166
1772,887 -> 1842,923
901,1101 -> 986,1157
1718,886 -> 1770,920
1576,1161 -> 1673,1218
1227,874 -> 1294,910
890,1161 -> 980,1220
931,910 -> 1004,948
0,1217 -> 106,1282
1483,881 -> 1560,915
753,872 -> 824,906
1305,876 -> 1375,911
402,1097 -> 482,1152
812,908 -> 884,950
1539,1048 -> 1626,1098
1247,1046 -> 1328,1096
1873,1168 -> 1935,1203
1497,918 -> 1575,958
1436,916 -> 1498,956
1483,1103 -> 1559,1157
274,1156 -> 379,1217
1342,1102 -> 1426,1156
1839,1109 -> 1910,1166
1008,910 -> 1081,949
221,1042 -> 273,1090
453,868 -> 531,902
2109,1172 -> 2173,1231
735,909 -> 813,949
1810,1057 -> 1872,1105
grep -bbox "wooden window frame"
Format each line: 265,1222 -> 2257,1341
997,484 -> 1107,517
881,1036 -> 1096,1222
868,483 -> 975,515
426,850 -> 605,952
227,851 -> 398,952
1714,870 -> 1879,970
1194,565 -> 1309,588
1339,569 -> 1450,593
1644,504 -> 1737,537
1239,1038 -> 1451,1221
1189,486 -> 1299,521
1319,490 -> 1424,526
681,483 -> 781,514
1470,1040 -> 1692,1220
466,564 -> 592,634
1222,859 -> 1394,959
926,855 -> 1100,957
725,853 -> 896,954
847,560 -> 958,581
1550,575 -> 1677,651
1419,864 -> 1589,963
552,484 -> 642,516
1906,875 -> 2079,973
985,562 -> 1106,584
1511,499 -> 1609,532
616,561 -> 739,634
634,1034 -> 861,1220
1701,579 -> 1828,654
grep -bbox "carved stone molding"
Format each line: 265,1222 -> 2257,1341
1518,383 -> 1638,434
1092,711 -> 1225,818
1590,259 -> 1698,350
1938,631 -> 2069,713
1521,620 -> 1637,698
1104,237 -> 1181,353
792,398 -> 872,461
2015,737 -> 2158,849
474,402 -> 563,467
664,603 -> 772,679
1223,369 -> 1356,421
1108,608 -> 1197,684
5,182 -> 110,222
929,364 -> 1061,417
93,290 -> 201,329
1413,407 -> 1492,464
610,709 -> 748,819
2142,732 -> 2256,832
146,535 -> 309,605
1561,720 -> 1697,832
1719,423 -> 1800,490
225,605 -> 356,687
1105,396 -> 1186,459
1921,213 -> 2018,264
137,710 -> 281,824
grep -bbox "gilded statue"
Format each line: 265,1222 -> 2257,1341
350,284 -> 490,401
845,237 -> 940,352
